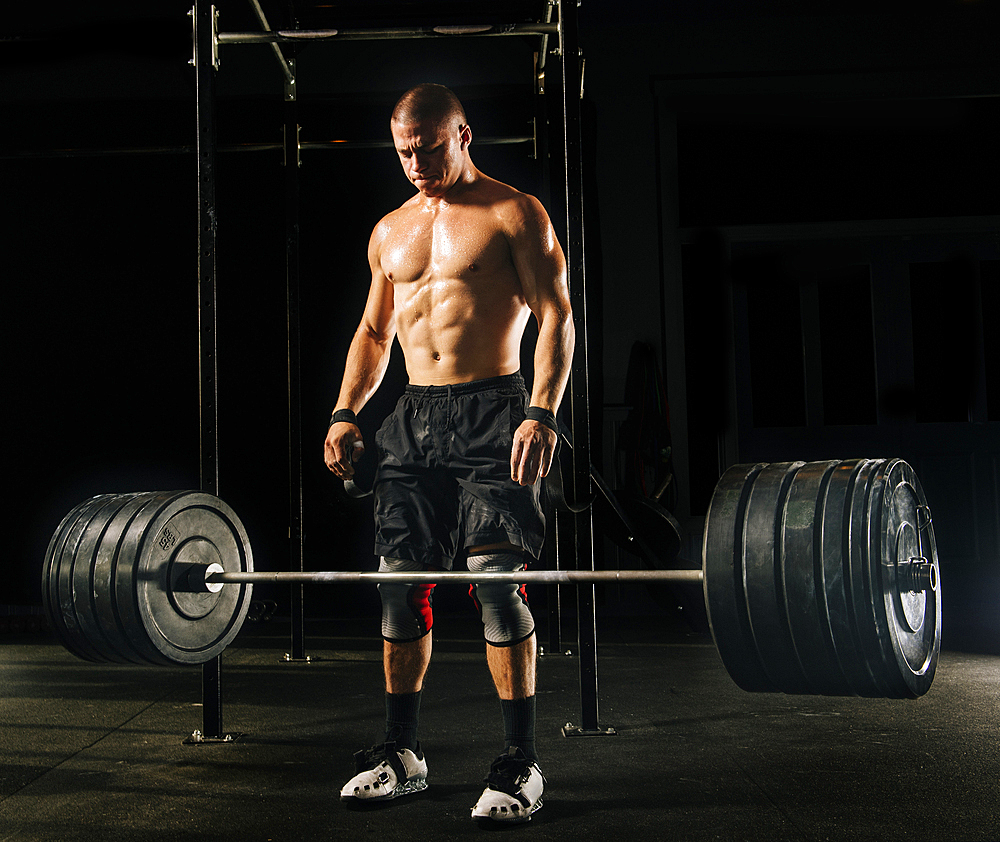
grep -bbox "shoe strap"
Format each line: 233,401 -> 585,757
484,748 -> 535,807
353,739 -> 401,774
383,741 -> 408,783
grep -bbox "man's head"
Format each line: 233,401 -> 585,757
390,84 -> 472,198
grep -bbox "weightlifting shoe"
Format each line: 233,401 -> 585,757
340,740 -> 428,804
470,747 -> 545,824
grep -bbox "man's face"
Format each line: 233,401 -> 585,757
391,118 -> 469,198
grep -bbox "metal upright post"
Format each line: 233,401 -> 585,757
191,1 -> 230,742
556,0 -> 613,738
283,61 -> 309,663
534,45 -> 564,658
193,4 -> 218,500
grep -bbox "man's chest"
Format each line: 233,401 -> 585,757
380,209 -> 513,285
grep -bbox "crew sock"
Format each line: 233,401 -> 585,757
499,695 -> 537,763
385,690 -> 421,752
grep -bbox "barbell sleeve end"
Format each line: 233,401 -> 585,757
898,558 -> 938,593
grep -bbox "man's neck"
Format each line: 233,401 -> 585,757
419,162 -> 481,205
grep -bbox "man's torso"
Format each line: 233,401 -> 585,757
377,179 -> 532,386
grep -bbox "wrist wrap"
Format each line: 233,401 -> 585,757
524,406 -> 558,434
330,408 -> 359,428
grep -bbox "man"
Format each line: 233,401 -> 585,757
323,83 -> 574,824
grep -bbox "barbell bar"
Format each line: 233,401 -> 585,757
200,569 -> 706,586
41,458 -> 942,698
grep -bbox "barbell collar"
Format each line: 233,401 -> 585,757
175,562 -> 225,594
205,569 -> 705,586
898,558 -> 938,593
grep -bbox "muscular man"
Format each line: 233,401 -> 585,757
323,84 -> 574,824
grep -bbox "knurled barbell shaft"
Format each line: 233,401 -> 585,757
206,569 -> 705,586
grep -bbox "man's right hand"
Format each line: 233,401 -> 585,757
324,423 -> 365,480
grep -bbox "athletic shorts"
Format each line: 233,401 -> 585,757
372,372 -> 546,569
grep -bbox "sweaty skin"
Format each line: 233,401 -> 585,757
324,115 -> 574,488
323,95 -> 572,706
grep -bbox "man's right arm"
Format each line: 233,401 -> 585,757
324,224 -> 396,480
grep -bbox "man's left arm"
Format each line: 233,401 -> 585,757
508,193 -> 575,486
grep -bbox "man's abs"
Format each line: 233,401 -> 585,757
381,201 -> 531,385
394,276 -> 530,385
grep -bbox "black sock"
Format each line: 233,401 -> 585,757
385,690 -> 421,751
500,695 -> 537,763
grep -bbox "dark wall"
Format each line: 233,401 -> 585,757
627,4 -> 1000,650
5,2 -> 999,647
3,2 -> 546,618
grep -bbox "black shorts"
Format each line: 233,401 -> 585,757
372,373 -> 546,569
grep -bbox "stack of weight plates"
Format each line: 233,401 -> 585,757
42,491 -> 253,666
702,459 -> 941,698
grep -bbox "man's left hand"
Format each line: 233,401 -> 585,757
510,420 -> 558,486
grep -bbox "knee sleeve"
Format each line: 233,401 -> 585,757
378,557 -> 435,643
467,552 -> 535,647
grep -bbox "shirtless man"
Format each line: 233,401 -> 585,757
323,84 -> 574,823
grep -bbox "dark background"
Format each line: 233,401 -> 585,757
3,1 -> 998,650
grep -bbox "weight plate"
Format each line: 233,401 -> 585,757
855,461 -> 909,697
44,491 -> 253,666
779,460 -> 852,695
819,460 -> 884,697
125,492 -> 253,666
869,459 -> 941,697
741,462 -> 811,694
43,495 -> 119,663
90,493 -> 171,665
113,492 -> 187,663
70,494 -> 139,663
702,462 -> 774,692
40,499 -> 84,654
844,460 -> 900,697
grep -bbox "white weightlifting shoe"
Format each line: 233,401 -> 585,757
340,741 -> 428,804
470,747 -> 545,824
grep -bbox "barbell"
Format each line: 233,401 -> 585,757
41,458 -> 941,698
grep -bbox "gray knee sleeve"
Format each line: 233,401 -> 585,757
467,552 -> 535,647
378,557 -> 435,643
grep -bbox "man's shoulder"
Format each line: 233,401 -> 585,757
478,175 -> 533,204
385,194 -> 423,220
477,179 -> 551,236
370,199 -> 420,242
473,177 -> 546,222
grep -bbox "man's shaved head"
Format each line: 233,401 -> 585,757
391,83 -> 467,130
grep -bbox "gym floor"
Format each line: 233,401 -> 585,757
2,605 -> 997,842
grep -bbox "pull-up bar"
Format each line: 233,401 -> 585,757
193,5 -> 559,93
218,23 -> 558,44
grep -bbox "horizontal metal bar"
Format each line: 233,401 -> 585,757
217,22 -> 557,44
0,137 -> 534,161
208,569 -> 705,585
0,146 -> 201,159
299,136 -> 533,150
218,29 -> 339,43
